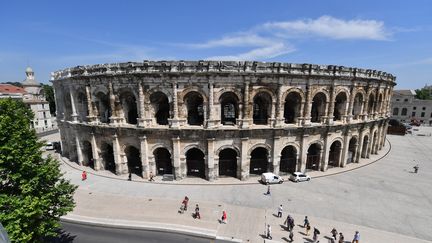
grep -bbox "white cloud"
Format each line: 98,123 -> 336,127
261,15 -> 389,40
189,34 -> 274,48
207,42 -> 295,61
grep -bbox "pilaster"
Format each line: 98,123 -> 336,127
240,137 -> 249,180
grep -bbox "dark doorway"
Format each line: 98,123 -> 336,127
95,92 -> 111,124
284,92 -> 302,124
101,143 -> 115,174
150,92 -> 170,125
186,148 -> 205,178
368,94 -> 375,115
125,146 -> 142,177
220,92 -> 238,125
250,147 -> 268,175
328,141 -> 342,167
82,141 -> 94,168
218,148 -> 237,178
280,146 -> 297,174
348,137 -> 358,164
361,136 -> 369,158
154,148 -> 173,175
185,92 -> 204,125
311,92 -> 326,123
253,92 -> 271,125
306,143 -> 321,171
120,91 -> 138,124
333,92 -> 347,121
76,92 -> 89,122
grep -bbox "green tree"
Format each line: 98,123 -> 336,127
415,88 -> 432,100
42,84 -> 56,115
0,99 -> 76,242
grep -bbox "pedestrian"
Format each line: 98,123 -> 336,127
182,196 -> 189,211
81,171 -> 87,181
305,223 -> 311,236
290,218 -> 295,231
149,171 -> 155,181
352,231 -> 360,243
277,205 -> 283,218
338,232 -> 344,243
413,164 -> 419,173
304,216 -> 309,227
331,228 -> 338,240
313,227 -> 320,242
266,185 -> 271,195
267,224 -> 272,240
284,215 -> 290,230
289,230 -> 294,242
128,172 -> 132,181
221,210 -> 227,224
195,204 -> 201,219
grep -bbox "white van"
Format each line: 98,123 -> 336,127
261,172 -> 284,184
45,142 -> 54,150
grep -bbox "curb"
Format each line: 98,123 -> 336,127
61,214 -> 219,240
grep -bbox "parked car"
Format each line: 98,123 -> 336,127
289,172 -> 311,182
45,142 -> 54,150
261,172 -> 284,184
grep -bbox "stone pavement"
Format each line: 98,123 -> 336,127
41,128 -> 432,242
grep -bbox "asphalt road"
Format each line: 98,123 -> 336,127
49,221 -> 213,243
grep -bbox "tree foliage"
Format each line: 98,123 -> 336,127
42,84 -> 56,115
415,88 -> 432,100
0,99 -> 76,242
3,82 -> 23,88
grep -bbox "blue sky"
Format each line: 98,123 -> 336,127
0,0 -> 431,89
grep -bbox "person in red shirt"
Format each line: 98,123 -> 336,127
81,171 -> 87,181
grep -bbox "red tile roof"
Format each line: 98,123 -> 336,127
0,84 -> 26,94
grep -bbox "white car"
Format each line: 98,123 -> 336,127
45,142 -> 54,150
261,172 -> 284,184
289,172 -> 311,182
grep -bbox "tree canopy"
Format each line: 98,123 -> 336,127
0,98 -> 76,242
415,87 -> 432,100
42,84 -> 56,115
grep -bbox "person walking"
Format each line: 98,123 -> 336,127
277,205 -> 283,218
128,172 -> 132,181
304,216 -> 309,227
149,171 -> 155,181
331,228 -> 338,240
313,227 -> 320,242
195,204 -> 201,219
81,171 -> 87,181
266,224 -> 272,240
289,230 -> 294,242
352,231 -> 360,243
221,210 -> 227,224
266,185 -> 271,195
414,164 -> 419,173
305,223 -> 311,236
182,196 -> 189,211
338,232 -> 344,243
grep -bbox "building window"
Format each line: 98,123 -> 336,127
423,107 -> 426,110
421,112 -> 425,117
44,120 -> 48,127
413,106 -> 416,110
396,99 -> 400,101
430,112 -> 432,118
412,112 -> 416,117
392,108 -> 399,116
401,108 -> 407,116
404,99 -> 408,102
43,112 -> 47,118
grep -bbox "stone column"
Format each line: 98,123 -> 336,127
90,132 -> 101,170
362,95 -> 369,121
112,134 -> 123,174
207,80 -> 218,127
108,80 -> 117,125
297,102 -> 305,126
327,85 -> 336,125
321,134 -> 329,171
270,101 -> 277,127
70,89 -> 78,122
75,132 -> 83,165
303,84 -> 312,126
139,136 -> 150,179
207,138 -> 215,181
340,133 -> 350,167
172,136 -> 182,179
356,130 -> 364,163
85,85 -> 96,123
240,137 -> 249,180
241,80 -> 251,128
272,136 -> 281,175
299,133 -> 308,172
138,82 -> 146,127
347,87 -> 355,123
275,83 -> 284,127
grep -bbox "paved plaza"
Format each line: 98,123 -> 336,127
42,127 -> 432,242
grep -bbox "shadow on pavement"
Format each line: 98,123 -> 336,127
45,230 -> 76,243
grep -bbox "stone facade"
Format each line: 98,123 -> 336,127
52,61 -> 396,181
391,89 -> 432,126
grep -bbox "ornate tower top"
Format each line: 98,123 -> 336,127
22,66 -> 39,86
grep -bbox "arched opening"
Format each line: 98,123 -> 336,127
361,136 -> 369,158
280,146 -> 297,174
284,92 -> 302,124
82,141 -> 94,168
253,92 -> 272,125
250,147 -> 268,175
220,92 -> 239,125
218,148 -> 237,178
76,91 -> 88,122
368,94 -> 376,115
125,146 -> 142,176
154,148 -> 173,175
101,143 -> 115,174
186,148 -> 205,178
185,91 -> 204,125
63,92 -> 72,120
378,94 -> 383,114
311,92 -> 327,123
95,92 -> 110,123
347,137 -> 358,164
150,92 -> 170,125
328,141 -> 342,167
393,108 -> 399,116
306,143 -> 321,171
120,91 -> 138,125
401,108 -> 407,116
352,93 -> 363,119
372,131 -> 378,154
333,92 -> 347,121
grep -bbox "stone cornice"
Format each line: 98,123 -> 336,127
51,60 -> 396,84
